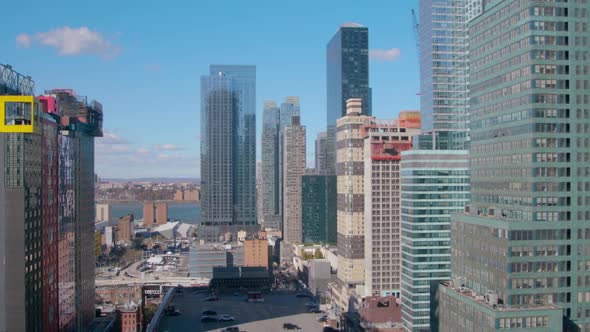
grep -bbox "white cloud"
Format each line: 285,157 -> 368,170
369,48 -> 401,62
155,144 -> 183,151
16,26 -> 121,58
95,130 -> 199,178
101,130 -> 130,144
16,34 -> 31,47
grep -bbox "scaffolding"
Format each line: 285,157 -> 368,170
0,64 -> 35,95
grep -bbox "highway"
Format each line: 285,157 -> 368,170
96,256 -> 208,287
95,277 -> 209,287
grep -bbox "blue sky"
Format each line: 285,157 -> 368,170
1,0 -> 420,178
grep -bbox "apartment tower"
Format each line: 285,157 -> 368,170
363,112 -> 421,298
327,23 -> 371,175
200,65 -> 257,241
281,115 -> 306,260
329,99 -> 373,313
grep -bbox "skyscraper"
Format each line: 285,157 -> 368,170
400,150 -> 470,331
278,97 -> 300,232
260,97 -> 300,233
200,65 -> 257,241
315,131 -> 328,175
261,101 -> 281,229
419,0 -> 469,150
329,99 -> 372,313
437,1 -> 590,330
363,113 -> 421,298
0,67 -> 103,332
0,67 -> 45,332
401,1 -> 472,330
282,115 -> 306,260
327,23 -> 371,175
301,174 -> 337,244
50,88 -> 103,331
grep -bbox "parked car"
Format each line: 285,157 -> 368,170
304,301 -> 318,307
309,308 -> 323,313
202,310 -> 217,316
322,327 -> 340,332
283,323 -> 301,330
168,309 -> 181,316
218,315 -> 235,322
317,315 -> 328,322
201,316 -> 218,323
220,327 -> 239,332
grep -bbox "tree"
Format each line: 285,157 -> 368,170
314,248 -> 323,259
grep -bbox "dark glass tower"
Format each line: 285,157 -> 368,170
326,23 -> 371,175
301,174 -> 337,244
261,101 -> 280,229
200,65 -> 257,241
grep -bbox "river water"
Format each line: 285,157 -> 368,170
108,202 -> 200,224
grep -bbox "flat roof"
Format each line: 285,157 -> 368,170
158,289 -> 324,332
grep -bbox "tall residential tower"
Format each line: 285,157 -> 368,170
329,99 -> 373,313
281,116 -> 306,260
363,113 -> 421,298
261,101 -> 280,229
200,65 -> 257,241
327,23 -> 371,175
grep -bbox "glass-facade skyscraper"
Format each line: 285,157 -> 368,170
326,23 -> 371,175
200,65 -> 257,241
419,0 -> 469,150
260,97 -> 300,232
261,101 -> 281,229
401,1 -> 471,330
437,0 -> 590,331
301,174 -> 337,244
400,150 -> 470,331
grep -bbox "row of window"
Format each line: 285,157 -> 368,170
498,316 -> 548,329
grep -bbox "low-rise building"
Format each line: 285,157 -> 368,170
143,202 -> 168,227
342,296 -> 403,332
244,238 -> 272,270
117,214 -> 134,242
119,303 -> 141,332
308,260 -> 332,296
96,285 -> 142,307
96,203 -> 111,222
189,244 -> 245,278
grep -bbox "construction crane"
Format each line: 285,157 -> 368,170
411,9 -> 420,54
411,9 -> 421,96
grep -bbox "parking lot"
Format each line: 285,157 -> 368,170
158,289 -> 324,332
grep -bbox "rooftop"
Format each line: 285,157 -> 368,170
341,22 -> 365,28
440,281 -> 558,312
88,315 -> 116,332
157,289 -> 323,332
